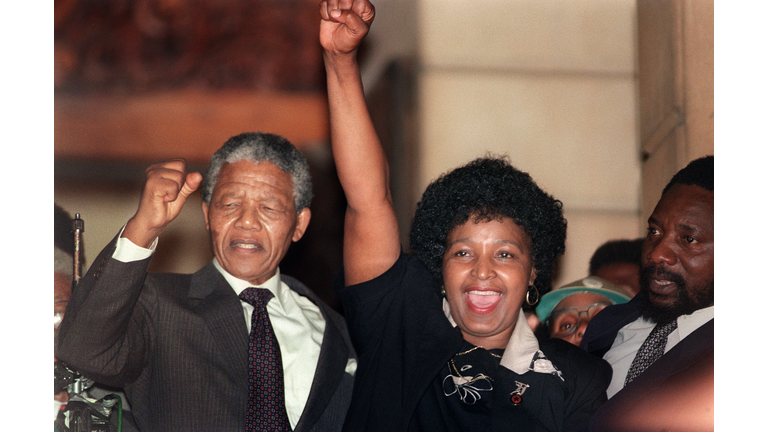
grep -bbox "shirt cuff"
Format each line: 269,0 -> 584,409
113,225 -> 157,263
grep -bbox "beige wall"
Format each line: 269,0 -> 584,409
412,0 -> 642,288
54,183 -> 213,274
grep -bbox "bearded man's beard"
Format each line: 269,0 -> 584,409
638,265 -> 714,324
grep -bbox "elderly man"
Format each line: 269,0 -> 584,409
580,155 -> 714,431
56,132 -> 356,432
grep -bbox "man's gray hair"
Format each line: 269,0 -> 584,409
54,246 -> 73,278
201,132 -> 313,212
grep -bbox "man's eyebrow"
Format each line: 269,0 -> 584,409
648,216 -> 705,234
215,188 -> 243,197
677,223 -> 704,235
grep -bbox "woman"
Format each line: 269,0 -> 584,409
320,1 -> 611,431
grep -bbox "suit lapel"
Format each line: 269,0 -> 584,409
590,319 -> 714,430
282,275 -> 350,432
618,318 -> 714,398
404,290 -> 464,423
294,311 -> 349,432
189,262 -> 249,385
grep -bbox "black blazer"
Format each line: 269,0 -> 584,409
56,235 -> 356,432
579,293 -> 714,431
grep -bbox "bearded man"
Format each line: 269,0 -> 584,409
580,155 -> 714,431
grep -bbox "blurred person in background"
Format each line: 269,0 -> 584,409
588,238 -> 643,298
536,277 -> 630,346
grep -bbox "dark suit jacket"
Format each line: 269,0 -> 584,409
579,293 -> 714,431
55,235 -> 356,432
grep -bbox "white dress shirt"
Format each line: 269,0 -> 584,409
113,234 -> 327,429
603,305 -> 714,398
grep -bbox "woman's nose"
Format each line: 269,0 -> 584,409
472,256 -> 496,280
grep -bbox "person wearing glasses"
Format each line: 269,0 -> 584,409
536,277 -> 631,346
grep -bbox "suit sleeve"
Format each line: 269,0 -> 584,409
564,353 -> 612,432
55,235 -> 154,387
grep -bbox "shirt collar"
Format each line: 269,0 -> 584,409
212,258 -> 282,298
677,305 -> 714,339
633,304 -> 714,329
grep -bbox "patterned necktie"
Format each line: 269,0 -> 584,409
624,319 -> 678,386
239,288 -> 292,432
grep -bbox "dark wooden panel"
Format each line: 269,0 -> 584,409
55,0 -> 324,93
55,90 -> 330,164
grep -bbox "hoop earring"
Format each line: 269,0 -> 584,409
441,285 -> 446,297
525,285 -> 539,306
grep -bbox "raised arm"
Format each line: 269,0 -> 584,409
321,0 -> 401,286
122,159 -> 202,247
55,159 -> 201,384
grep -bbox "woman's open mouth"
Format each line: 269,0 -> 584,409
465,289 -> 502,314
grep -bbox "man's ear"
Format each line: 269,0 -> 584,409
201,201 -> 210,231
292,208 -> 312,242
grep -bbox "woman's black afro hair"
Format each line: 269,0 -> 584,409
408,155 -> 567,296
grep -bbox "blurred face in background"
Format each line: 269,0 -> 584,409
594,262 -> 641,297
547,292 -> 612,346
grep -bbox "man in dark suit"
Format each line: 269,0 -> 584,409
56,132 -> 356,432
580,155 -> 714,431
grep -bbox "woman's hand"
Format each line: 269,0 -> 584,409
319,0 -> 375,56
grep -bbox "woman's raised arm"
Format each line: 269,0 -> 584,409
320,0 -> 401,286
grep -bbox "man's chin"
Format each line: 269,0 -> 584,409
648,291 -> 677,307
639,293 -> 682,324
